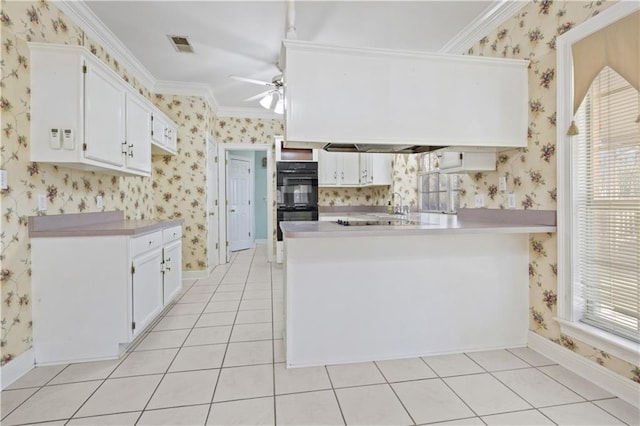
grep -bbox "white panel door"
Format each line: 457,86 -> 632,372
84,61 -> 126,166
207,139 -> 219,268
228,156 -> 252,252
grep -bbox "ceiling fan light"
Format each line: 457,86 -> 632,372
259,92 -> 274,110
274,97 -> 284,115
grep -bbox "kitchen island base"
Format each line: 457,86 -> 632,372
284,232 -> 529,367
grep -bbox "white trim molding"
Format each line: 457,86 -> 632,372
439,0 -> 527,54
556,318 -> 640,366
555,0 -> 640,376
528,332 -> 640,408
0,349 -> 35,390
54,0 -> 156,90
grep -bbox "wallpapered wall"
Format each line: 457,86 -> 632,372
0,0 -> 162,366
460,0 -> 638,382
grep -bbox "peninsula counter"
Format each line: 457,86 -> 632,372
281,209 -> 556,367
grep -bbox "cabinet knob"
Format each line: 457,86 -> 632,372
148,240 -> 153,245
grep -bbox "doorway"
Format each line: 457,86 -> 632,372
218,143 -> 274,264
227,153 -> 253,252
206,136 -> 219,272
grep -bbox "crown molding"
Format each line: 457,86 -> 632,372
215,106 -> 284,120
439,0 -> 527,54
54,0 -> 156,90
153,80 -> 219,111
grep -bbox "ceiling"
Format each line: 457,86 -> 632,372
69,1 -> 521,118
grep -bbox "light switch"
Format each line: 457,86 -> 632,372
474,194 -> 485,208
96,195 -> 103,208
507,193 -> 516,209
0,170 -> 7,190
37,194 -> 47,211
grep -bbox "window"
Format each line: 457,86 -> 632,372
418,152 -> 460,213
557,2 -> 640,362
572,67 -> 639,343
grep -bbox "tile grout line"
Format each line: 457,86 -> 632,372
372,360 -> 418,426
323,365 -> 348,426
204,247 -> 255,425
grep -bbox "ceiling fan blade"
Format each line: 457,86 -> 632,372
243,90 -> 273,102
229,75 -> 273,87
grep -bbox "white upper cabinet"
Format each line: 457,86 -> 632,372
29,43 -> 177,175
318,151 -> 391,187
83,62 -> 126,167
125,90 -> 153,174
151,110 -> 178,155
284,41 -> 528,149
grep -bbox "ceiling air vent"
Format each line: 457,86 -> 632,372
168,35 -> 194,53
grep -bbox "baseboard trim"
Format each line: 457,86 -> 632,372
182,270 -> 210,280
1,349 -> 35,390
528,331 -> 639,407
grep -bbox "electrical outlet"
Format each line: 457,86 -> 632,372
37,194 -> 47,211
498,176 -> 507,192
0,170 -> 7,190
474,194 -> 485,208
96,195 -> 103,208
507,193 -> 516,209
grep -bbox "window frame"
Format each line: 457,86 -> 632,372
556,1 -> 640,364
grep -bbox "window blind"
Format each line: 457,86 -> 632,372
573,66 -> 640,343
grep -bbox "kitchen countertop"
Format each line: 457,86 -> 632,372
29,211 -> 183,238
282,209 -> 556,238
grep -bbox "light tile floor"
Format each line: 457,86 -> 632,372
2,244 -> 639,425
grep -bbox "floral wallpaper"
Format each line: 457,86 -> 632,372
460,0 -> 639,381
0,0 -> 158,366
151,95 -> 213,271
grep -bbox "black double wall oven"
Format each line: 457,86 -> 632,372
276,161 -> 318,241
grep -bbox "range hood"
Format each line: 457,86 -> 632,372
284,141 -> 443,154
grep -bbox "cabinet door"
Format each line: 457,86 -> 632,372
370,154 -> 393,185
360,153 -> 373,185
318,149 -> 338,185
165,122 -> 178,153
84,61 -> 126,167
131,249 -> 163,337
163,240 -> 182,305
338,153 -> 361,185
125,93 -> 152,174
151,113 -> 167,146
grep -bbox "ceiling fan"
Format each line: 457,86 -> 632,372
230,74 -> 284,114
229,0 -> 298,115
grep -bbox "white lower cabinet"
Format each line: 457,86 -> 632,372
131,231 -> 163,337
162,226 -> 183,304
31,224 -> 182,365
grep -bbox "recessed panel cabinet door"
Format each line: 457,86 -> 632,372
163,240 -> 182,304
125,94 -> 152,173
131,249 -> 163,337
318,150 -> 338,185
84,62 -> 126,166
339,153 -> 361,185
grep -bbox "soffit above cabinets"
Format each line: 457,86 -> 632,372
60,1 -> 524,118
